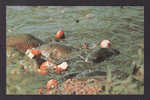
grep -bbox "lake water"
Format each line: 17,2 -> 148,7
6,6 -> 144,94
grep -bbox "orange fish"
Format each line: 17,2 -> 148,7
38,69 -> 47,75
46,79 -> 57,89
55,66 -> 64,72
31,48 -> 41,55
40,66 -> 48,71
40,60 -> 51,70
56,30 -> 64,39
25,48 -> 41,59
55,62 -> 68,72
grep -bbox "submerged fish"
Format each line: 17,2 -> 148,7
38,43 -> 78,61
7,34 -> 44,52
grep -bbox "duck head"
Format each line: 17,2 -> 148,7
99,40 -> 111,48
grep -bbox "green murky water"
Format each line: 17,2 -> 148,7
6,6 -> 144,94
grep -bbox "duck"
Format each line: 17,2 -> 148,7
86,40 -> 120,63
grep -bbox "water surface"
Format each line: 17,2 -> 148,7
6,6 -> 144,94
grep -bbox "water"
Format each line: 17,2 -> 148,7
6,6 -> 144,94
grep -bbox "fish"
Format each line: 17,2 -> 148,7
38,43 -> 75,60
6,34 -> 44,52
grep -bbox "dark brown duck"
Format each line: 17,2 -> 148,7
87,40 -> 120,63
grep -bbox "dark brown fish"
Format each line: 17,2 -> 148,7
7,34 -> 44,52
38,43 -> 76,60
